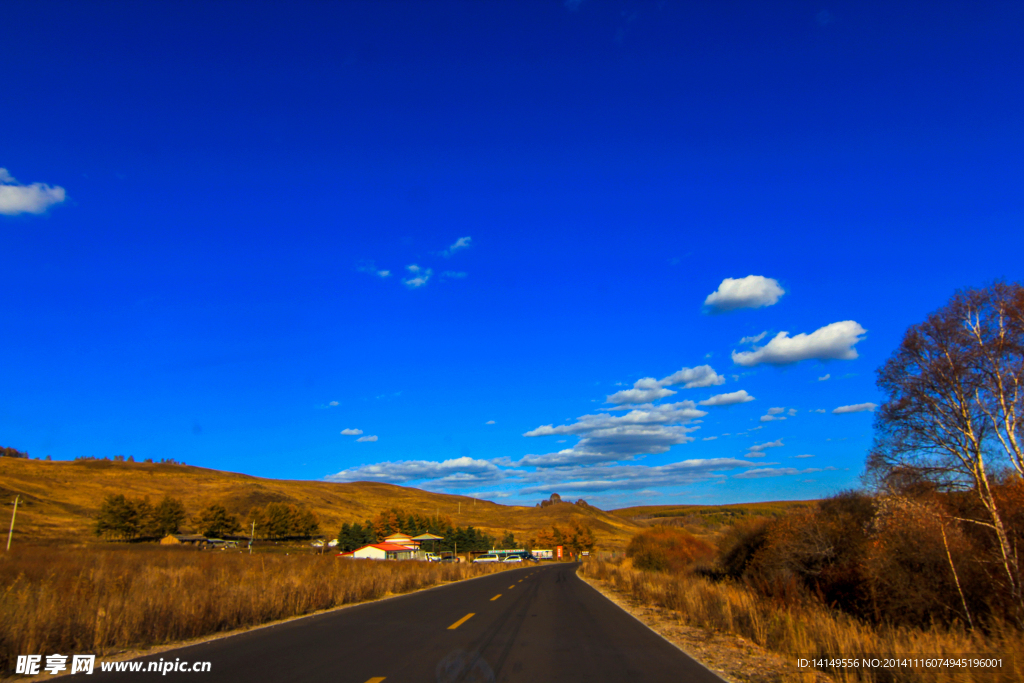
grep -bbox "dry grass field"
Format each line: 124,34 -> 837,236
0,457 -> 642,549
0,544 -> 512,671
582,557 -> 1023,683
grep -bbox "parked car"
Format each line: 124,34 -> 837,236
473,554 -> 501,563
424,553 -> 441,562
502,555 -> 523,563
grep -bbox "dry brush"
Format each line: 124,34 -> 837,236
0,545 -> 508,670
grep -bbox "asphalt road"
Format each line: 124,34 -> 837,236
91,562 -> 726,683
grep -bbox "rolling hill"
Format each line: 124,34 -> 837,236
0,457 -> 643,549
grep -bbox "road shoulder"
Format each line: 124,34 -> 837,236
576,567 -> 829,683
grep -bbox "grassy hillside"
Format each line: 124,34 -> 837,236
0,457 -> 642,549
611,500 -> 817,530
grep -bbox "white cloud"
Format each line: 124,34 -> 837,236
516,457 -> 759,494
818,374 -> 831,381
606,377 -> 677,404
759,407 -> 787,422
811,409 -> 826,414
748,439 -> 784,453
734,466 -> 835,479
485,420 -> 496,425
704,276 -> 785,313
328,401 -> 339,407
357,261 -> 391,278
326,456 -> 501,486
356,435 -> 378,442
442,236 -> 472,257
788,408 -> 798,416
442,271 -> 467,279
521,401 -> 706,467
402,264 -> 432,288
698,390 -> 754,406
832,402 -> 877,414
702,436 -> 718,441
659,365 -> 725,389
794,454 -> 816,459
731,321 -> 867,367
340,428 -> 363,435
739,331 -> 767,344
0,168 -> 66,215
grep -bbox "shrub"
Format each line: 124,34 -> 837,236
626,526 -> 715,573
717,518 -> 770,579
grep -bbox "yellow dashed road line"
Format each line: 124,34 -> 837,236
508,585 -> 515,589
364,678 -> 386,683
448,613 -> 475,630
490,594 -> 502,601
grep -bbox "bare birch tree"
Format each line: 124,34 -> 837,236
962,283 -> 1024,477
868,282 -> 1024,625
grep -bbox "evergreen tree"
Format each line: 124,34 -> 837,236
153,496 -> 187,536
94,494 -> 154,540
196,504 -> 242,538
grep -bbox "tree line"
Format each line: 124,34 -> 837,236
94,495 -> 319,541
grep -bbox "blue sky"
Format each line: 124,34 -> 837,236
2,1 -> 1022,508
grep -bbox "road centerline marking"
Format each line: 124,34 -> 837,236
448,613 -> 475,630
508,585 -> 515,589
364,678 -> 386,683
490,594 -> 501,601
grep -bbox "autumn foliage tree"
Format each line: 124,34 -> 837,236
534,519 -> 596,556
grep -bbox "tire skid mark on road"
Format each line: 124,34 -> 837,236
454,566 -> 544,680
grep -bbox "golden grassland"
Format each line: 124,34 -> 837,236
581,557 -> 1023,683
0,457 -> 642,549
0,544 -> 513,671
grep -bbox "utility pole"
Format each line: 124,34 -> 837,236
249,521 -> 256,555
6,495 -> 19,552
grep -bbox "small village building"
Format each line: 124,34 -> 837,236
381,532 -> 419,549
160,534 -> 208,546
411,533 -> 443,552
342,543 -> 416,560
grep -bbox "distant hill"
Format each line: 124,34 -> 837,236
0,457 -> 643,549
